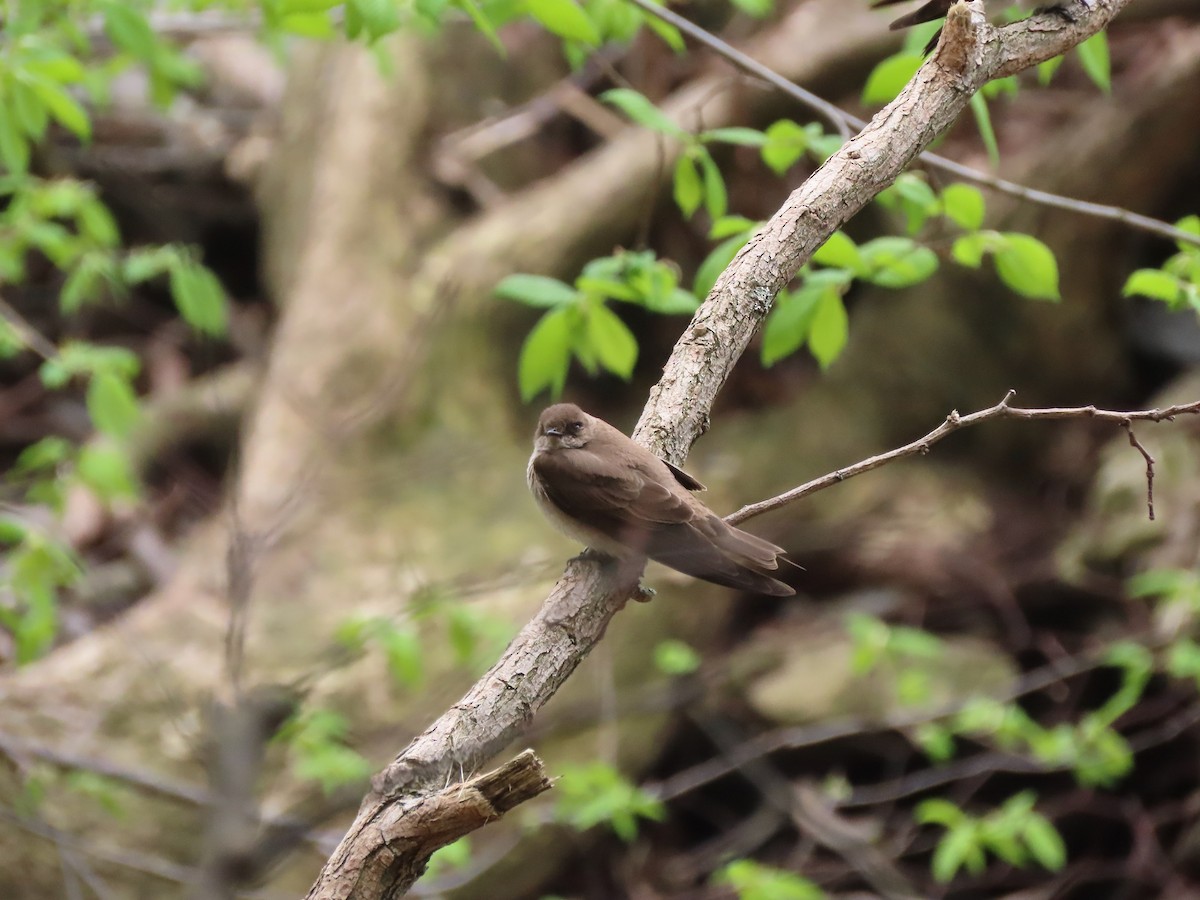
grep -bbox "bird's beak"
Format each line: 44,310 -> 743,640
544,427 -> 563,437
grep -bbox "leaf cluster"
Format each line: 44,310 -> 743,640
497,250 -> 697,401
916,791 -> 1066,883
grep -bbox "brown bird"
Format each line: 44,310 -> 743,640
528,403 -> 795,596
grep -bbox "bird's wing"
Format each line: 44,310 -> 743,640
532,449 -> 696,526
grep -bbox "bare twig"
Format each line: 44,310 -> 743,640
1123,423 -> 1157,521
0,295 -> 58,361
727,391 -> 1200,526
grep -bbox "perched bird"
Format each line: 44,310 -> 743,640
873,0 -> 1067,54
528,403 -> 795,596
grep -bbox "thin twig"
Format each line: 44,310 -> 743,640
0,295 -> 58,361
623,0 -> 1200,250
1123,423 -> 1157,521
727,391 -> 1200,526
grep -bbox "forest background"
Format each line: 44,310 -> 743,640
3,0 -> 1200,898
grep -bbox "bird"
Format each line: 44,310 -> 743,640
528,403 -> 795,596
872,0 -> 1068,54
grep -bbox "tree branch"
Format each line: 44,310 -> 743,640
308,751 -> 551,900
307,2 -> 1139,896
727,390 -> 1200,526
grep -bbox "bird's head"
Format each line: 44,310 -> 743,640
535,403 -> 593,452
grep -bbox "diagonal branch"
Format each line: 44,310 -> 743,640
307,2 -> 1137,897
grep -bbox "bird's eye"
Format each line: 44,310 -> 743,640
569,421 -> 583,433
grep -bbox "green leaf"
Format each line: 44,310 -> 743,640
426,837 -> 472,878
30,80 -> 91,140
994,233 -> 1060,300
640,5 -> 685,52
653,639 -> 701,675
379,626 -> 424,687
644,288 -> 699,315
862,53 -> 923,105
279,11 -> 337,37
585,302 -> 637,378
76,442 -> 138,501
446,606 -> 481,665
761,283 -> 820,367
601,88 -> 686,138
11,437 -> 73,477
87,372 -> 140,440
729,0 -> 773,18
61,261 -> 104,313
761,119 -> 808,175
694,234 -> 747,300
526,0 -> 601,45
701,127 -> 767,147
0,103 -> 31,175
496,273 -> 578,307
916,798 -> 965,827
859,236 -> 939,288
1128,568 -> 1195,599
1022,815 -> 1067,871
23,53 -> 86,84
811,231 -> 860,272
518,307 -> 573,401
897,668 -> 932,705
78,201 -> 120,248
915,723 -> 956,762
952,233 -> 988,268
808,289 -> 848,368
931,824 -> 979,883
11,79 -> 49,140
349,0 -> 402,41
102,3 -> 159,59
713,859 -> 825,899
673,154 -> 703,218
1038,54 -> 1065,85
709,216 -> 758,240
556,763 -> 664,841
969,93 -> 1000,169
941,183 -> 986,231
294,743 -> 372,794
697,151 -> 727,220
1174,214 -> 1200,253
1123,269 -> 1183,305
169,263 -> 229,335
1075,31 -> 1110,93
122,247 -> 179,283
1167,638 -> 1200,682
457,0 -> 506,54
889,625 -> 943,659
576,276 -> 639,303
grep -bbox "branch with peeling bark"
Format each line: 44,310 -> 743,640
307,2 -> 1141,897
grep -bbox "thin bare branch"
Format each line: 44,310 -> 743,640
727,391 -> 1200,526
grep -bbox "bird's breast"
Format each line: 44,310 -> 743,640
527,450 -> 630,557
